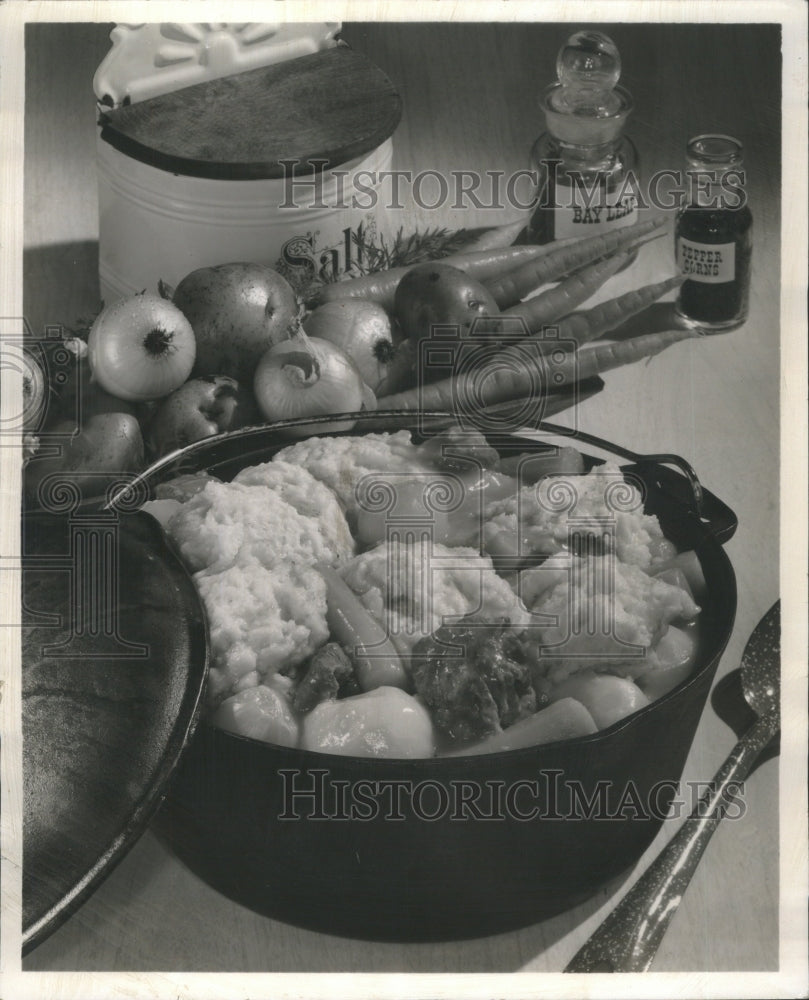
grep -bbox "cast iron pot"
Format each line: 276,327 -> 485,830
120,413 -> 738,941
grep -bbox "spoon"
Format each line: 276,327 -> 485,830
711,669 -> 780,772
564,601 -> 780,973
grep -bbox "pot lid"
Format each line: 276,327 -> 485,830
93,23 -> 344,106
98,45 -> 403,179
22,507 -> 209,952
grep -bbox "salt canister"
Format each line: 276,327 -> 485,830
93,23 -> 402,303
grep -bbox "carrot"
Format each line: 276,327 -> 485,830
320,566 -> 408,692
445,239 -> 580,280
502,251 -> 631,331
308,239 -> 581,311
522,273 -> 685,349
574,328 -> 699,381
476,274 -> 683,353
484,217 -> 668,309
455,219 -> 527,253
378,273 -> 683,409
377,327 -> 696,414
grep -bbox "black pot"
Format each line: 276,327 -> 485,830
128,414 -> 737,941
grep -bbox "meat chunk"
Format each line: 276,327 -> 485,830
410,624 -> 538,744
291,642 -> 360,714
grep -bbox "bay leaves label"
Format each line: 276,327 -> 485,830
553,192 -> 638,240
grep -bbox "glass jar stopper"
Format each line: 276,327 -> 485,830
549,31 -> 623,118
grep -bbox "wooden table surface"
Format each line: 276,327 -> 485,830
18,16 -> 793,984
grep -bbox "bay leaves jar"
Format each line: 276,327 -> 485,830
523,31 -> 639,245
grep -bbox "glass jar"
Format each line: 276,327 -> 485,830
675,134 -> 753,331
523,31 -> 640,245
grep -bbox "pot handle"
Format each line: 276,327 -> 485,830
629,458 -> 738,545
534,422 -> 738,546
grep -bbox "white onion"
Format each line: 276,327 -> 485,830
87,293 -> 196,402
361,381 -> 378,413
253,332 -> 367,433
303,300 -> 395,392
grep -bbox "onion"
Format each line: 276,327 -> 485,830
253,330 -> 368,434
361,380 -> 378,413
87,293 -> 196,403
302,300 -> 395,392
21,348 -> 48,432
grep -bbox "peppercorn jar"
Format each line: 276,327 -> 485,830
675,134 -> 753,331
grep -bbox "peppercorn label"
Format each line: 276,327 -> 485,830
677,238 -> 736,283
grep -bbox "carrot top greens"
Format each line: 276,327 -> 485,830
350,223 -> 483,274
278,223 -> 504,301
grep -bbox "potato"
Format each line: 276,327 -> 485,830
548,671 -> 649,729
498,446 -> 586,482
173,262 -> 298,383
636,626 -> 697,700
24,383 -> 144,503
148,375 -> 260,457
653,566 -> 695,599
653,550 -> 706,598
301,686 -> 435,758
453,698 -> 598,755
394,262 -> 500,348
139,497 -> 183,528
213,684 -> 300,747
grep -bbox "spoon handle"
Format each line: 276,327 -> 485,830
564,713 -> 778,973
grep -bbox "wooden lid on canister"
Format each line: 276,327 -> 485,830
98,46 -> 402,179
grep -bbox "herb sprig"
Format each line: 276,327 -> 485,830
349,223 -> 481,274
276,223 -> 490,302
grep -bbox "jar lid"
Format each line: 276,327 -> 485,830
541,31 -> 632,147
98,45 -> 402,179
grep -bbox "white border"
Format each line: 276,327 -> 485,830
1,2 -> 806,998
